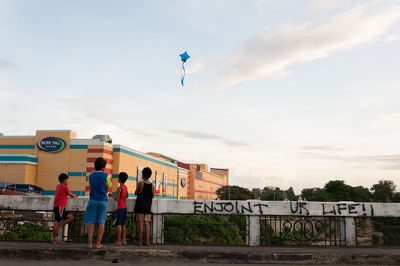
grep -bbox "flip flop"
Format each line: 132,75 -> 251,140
113,243 -> 121,246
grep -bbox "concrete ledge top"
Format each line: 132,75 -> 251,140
1,242 -> 400,264
1,195 -> 400,217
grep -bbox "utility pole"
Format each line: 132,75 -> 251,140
4,164 -> 8,191
80,163 -> 86,196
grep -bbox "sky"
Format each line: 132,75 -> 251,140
1,0 -> 400,193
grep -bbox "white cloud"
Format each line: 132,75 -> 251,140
386,28 -> 400,42
0,59 -> 16,71
192,3 -> 400,90
307,0 -> 363,13
363,113 -> 400,127
186,60 -> 205,75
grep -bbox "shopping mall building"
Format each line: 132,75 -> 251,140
0,130 -> 228,199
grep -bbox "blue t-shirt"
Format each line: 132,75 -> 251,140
88,171 -> 110,202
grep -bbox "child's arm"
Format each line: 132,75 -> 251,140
66,186 -> 78,197
152,183 -> 155,198
135,182 -> 143,195
108,186 -> 120,201
106,175 -> 112,193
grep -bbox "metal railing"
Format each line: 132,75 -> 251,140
356,217 -> 400,246
260,215 -> 344,246
163,214 -> 248,245
0,210 -> 148,243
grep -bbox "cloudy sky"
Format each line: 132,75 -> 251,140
1,0 -> 400,192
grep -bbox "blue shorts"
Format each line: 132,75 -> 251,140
116,208 -> 127,226
84,199 -> 108,224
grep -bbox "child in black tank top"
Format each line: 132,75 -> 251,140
134,167 -> 154,246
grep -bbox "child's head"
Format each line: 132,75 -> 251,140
94,157 -> 107,171
118,172 -> 128,184
142,167 -> 152,180
58,173 -> 69,184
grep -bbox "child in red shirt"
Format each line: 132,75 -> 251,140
53,173 -> 78,244
108,172 -> 128,246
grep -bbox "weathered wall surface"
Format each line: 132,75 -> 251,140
1,196 -> 400,217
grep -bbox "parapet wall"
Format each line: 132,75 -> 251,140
1,196 -> 400,217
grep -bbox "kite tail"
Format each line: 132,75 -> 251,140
181,61 -> 186,86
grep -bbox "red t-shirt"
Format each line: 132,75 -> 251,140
117,185 -> 128,209
54,184 -> 72,207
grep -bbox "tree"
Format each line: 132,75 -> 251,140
391,192 -> 400,203
285,187 -> 297,201
216,185 -> 255,200
371,180 -> 396,202
324,180 -> 351,202
349,186 -> 373,202
301,188 -> 330,201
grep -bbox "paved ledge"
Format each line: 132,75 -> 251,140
1,242 -> 400,264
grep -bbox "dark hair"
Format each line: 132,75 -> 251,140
119,172 -> 128,183
94,157 -> 107,171
142,167 -> 152,180
58,173 -> 69,183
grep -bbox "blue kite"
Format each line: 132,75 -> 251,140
179,51 -> 190,86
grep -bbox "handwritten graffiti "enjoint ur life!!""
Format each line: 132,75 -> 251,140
192,201 -> 376,217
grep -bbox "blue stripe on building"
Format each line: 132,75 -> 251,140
0,145 -> 35,149
112,174 -> 137,181
70,145 -> 88,149
42,190 -> 81,195
68,172 -> 86,177
111,174 -> 177,187
155,195 -> 177,199
0,156 -> 37,163
113,148 -> 181,170
42,190 -> 176,199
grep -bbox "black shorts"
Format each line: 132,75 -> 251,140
53,206 -> 69,222
116,208 -> 127,226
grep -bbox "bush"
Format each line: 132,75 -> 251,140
0,222 -> 52,241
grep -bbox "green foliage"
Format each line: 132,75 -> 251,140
371,180 -> 396,203
301,188 -> 330,201
164,214 -> 246,245
0,222 -> 52,241
392,192 -> 400,203
349,186 -> 373,202
324,180 -> 351,202
216,186 -> 254,200
371,232 -> 383,246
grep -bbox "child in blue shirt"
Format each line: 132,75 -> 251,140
84,157 -> 112,248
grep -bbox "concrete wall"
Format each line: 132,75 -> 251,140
1,196 -> 399,217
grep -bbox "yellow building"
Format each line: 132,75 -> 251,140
0,130 -> 188,199
147,153 -> 229,200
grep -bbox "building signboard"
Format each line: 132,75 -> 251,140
181,178 -> 187,187
137,166 -> 143,183
155,171 -> 160,194
36,137 -> 66,153
163,173 -> 167,194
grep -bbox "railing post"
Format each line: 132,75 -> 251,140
152,214 -> 164,244
62,224 -> 69,241
345,217 -> 356,246
246,215 -> 260,246
339,217 -> 346,246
